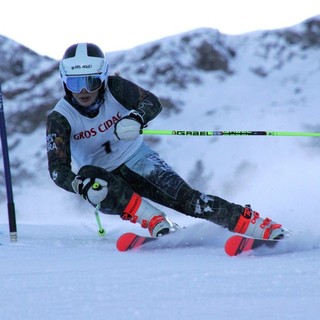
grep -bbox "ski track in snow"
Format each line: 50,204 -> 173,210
1,221 -> 320,320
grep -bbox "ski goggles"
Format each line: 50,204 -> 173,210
65,75 -> 104,93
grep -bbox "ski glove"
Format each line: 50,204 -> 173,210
72,176 -> 108,205
114,112 -> 144,141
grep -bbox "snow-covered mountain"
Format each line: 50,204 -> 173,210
1,16 -> 320,221
1,16 -> 320,320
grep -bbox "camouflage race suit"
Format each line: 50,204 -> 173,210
47,75 -> 243,231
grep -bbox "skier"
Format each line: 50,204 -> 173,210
46,42 -> 286,240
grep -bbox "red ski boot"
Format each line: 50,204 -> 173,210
122,193 -> 173,237
234,205 -> 287,240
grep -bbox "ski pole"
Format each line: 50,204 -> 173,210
94,203 -> 106,237
141,129 -> 320,137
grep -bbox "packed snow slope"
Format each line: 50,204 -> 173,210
1,16 -> 320,320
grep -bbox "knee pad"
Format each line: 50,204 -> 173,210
78,165 -> 111,181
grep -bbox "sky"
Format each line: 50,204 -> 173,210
1,0 -> 319,60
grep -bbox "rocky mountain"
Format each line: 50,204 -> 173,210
1,16 -> 320,209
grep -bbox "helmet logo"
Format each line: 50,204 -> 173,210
97,60 -> 104,73
71,64 -> 93,70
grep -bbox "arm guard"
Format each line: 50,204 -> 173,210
107,75 -> 162,124
46,110 -> 76,192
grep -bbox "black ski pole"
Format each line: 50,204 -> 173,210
0,84 -> 17,242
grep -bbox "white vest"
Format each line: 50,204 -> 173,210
52,90 -> 143,171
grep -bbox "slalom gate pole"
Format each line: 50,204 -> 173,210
0,84 -> 17,242
142,129 -> 320,137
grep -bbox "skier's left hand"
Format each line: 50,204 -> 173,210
114,112 -> 143,141
72,176 -> 108,204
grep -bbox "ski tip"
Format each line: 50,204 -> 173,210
224,235 -> 254,256
225,235 -> 242,256
116,232 -> 138,252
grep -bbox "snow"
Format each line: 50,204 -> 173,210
2,26 -> 320,319
1,174 -> 320,320
1,221 -> 320,320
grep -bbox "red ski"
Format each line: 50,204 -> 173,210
116,232 -> 157,252
224,235 -> 279,256
117,232 -> 283,254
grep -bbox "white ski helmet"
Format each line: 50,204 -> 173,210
59,43 -> 108,94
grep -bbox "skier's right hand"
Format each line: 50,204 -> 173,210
114,112 -> 144,141
72,176 -> 108,204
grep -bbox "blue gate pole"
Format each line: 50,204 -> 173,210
0,84 -> 17,242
